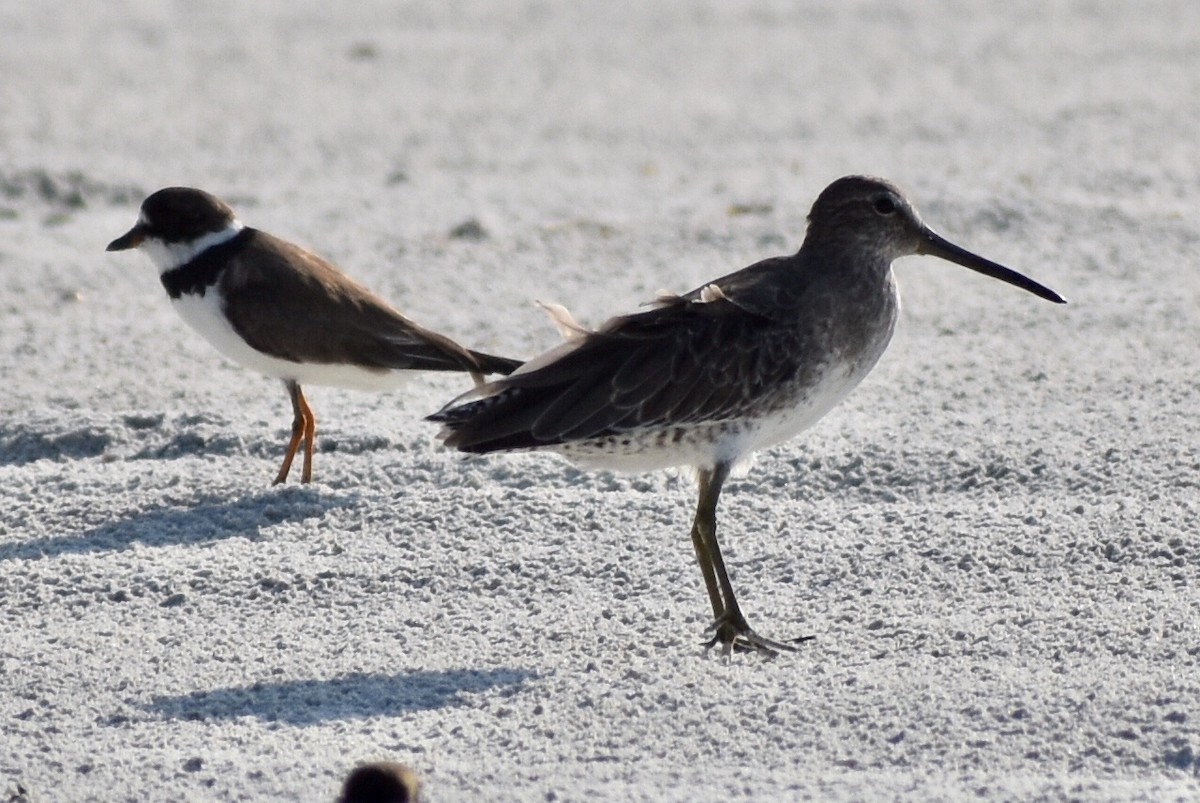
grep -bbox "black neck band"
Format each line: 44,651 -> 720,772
160,228 -> 252,300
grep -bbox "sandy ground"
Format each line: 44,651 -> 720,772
2,2 -> 1199,801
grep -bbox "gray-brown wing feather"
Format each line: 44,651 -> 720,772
432,290 -> 804,452
219,231 -> 493,373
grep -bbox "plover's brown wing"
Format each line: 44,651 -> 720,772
220,231 -> 515,374
430,287 -> 804,452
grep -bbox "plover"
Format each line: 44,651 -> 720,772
109,187 -> 522,484
429,175 -> 1065,656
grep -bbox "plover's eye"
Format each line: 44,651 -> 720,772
872,196 -> 897,216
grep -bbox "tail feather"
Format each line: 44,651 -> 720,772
467,349 -> 524,376
427,385 -> 554,452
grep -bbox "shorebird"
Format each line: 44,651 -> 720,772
108,187 -> 522,484
429,175 -> 1065,656
336,762 -> 422,803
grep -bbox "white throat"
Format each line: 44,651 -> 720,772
141,220 -> 245,274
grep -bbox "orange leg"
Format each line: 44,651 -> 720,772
274,381 -> 316,485
299,388 -> 316,484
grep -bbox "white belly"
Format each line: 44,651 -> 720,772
729,360 -> 877,459
171,291 -> 410,391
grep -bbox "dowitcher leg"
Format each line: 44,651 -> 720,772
693,461 -> 811,657
689,466 -> 726,621
274,381 -> 315,485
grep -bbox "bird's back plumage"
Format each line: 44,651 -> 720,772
215,230 -> 519,376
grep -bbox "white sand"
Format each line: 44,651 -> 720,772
2,2 -> 1198,801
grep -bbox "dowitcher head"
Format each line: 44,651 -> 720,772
804,175 -> 1065,303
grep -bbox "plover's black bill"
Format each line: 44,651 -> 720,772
106,225 -> 145,251
918,227 -> 1066,304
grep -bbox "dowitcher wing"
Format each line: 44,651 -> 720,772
433,258 -> 811,452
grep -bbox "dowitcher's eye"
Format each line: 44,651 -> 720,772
872,196 -> 896,216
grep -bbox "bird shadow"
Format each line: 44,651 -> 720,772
0,487 -> 350,562
141,668 -> 534,726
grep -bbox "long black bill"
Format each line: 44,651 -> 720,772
106,224 -> 145,252
918,227 -> 1066,304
